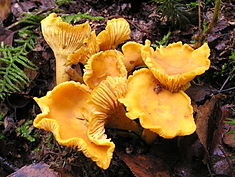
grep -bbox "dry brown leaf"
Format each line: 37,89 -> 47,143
0,28 -> 14,46
194,95 -> 222,149
118,152 -> 171,177
8,163 -> 59,177
185,84 -> 212,103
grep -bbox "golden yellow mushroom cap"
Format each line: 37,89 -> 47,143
41,13 -> 91,56
141,40 -> 210,92
121,41 -> 144,72
41,13 -> 91,84
33,81 -> 114,169
97,18 -> 131,51
83,50 -> 128,89
119,68 -> 196,139
66,31 -> 100,65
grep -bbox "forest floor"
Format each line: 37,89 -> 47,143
0,0 -> 235,177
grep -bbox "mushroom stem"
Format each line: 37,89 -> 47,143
106,106 -> 142,135
55,53 -> 70,85
141,129 -> 158,144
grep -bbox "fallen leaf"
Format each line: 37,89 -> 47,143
11,1 -> 36,18
194,95 -> 222,149
210,105 -> 232,153
211,155 -> 232,176
32,0 -> 56,10
0,28 -> 14,46
186,84 -> 212,103
7,163 -> 62,177
118,152 -> 171,177
0,0 -> 11,21
211,20 -> 230,33
209,105 -> 234,176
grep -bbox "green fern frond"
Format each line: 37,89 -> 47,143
0,12 -> 44,100
0,42 -> 37,100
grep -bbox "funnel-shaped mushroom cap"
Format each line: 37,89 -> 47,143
41,13 -> 91,84
141,40 -> 210,92
66,31 -> 100,65
88,76 -> 141,144
33,81 -> 114,169
97,18 -> 131,51
83,50 -> 128,89
119,68 -> 196,138
121,41 -> 144,72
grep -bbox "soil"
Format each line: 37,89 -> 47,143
0,0 -> 234,177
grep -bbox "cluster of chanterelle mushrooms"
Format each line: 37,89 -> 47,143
34,13 -> 211,169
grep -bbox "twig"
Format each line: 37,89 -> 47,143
193,0 -> 221,48
219,75 -> 231,91
218,86 -> 235,93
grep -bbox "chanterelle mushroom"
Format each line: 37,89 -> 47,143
97,18 -> 131,51
33,81 -> 114,169
141,40 -> 210,92
88,76 -> 141,145
41,13 -> 91,84
83,50 -> 127,89
119,68 -> 196,139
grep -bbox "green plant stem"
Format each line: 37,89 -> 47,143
194,0 -> 221,48
198,0 -> 202,35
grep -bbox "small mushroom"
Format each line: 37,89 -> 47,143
97,18 -> 131,51
83,50 -> 127,89
41,13 -> 91,84
33,81 -> 114,169
66,31 -> 100,65
141,40 -> 210,92
121,41 -> 145,72
119,68 -> 196,139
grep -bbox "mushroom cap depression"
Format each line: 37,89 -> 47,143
83,50 -> 127,89
33,81 -> 114,169
141,40 -> 210,92
119,68 -> 196,138
121,41 -> 144,72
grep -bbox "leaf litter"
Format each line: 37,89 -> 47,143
0,0 -> 235,176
